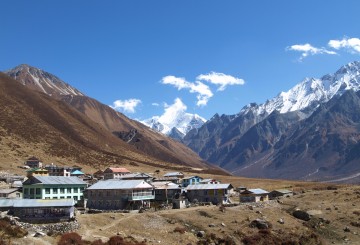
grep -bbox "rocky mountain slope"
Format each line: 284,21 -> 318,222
184,61 -> 360,182
3,65 -> 224,173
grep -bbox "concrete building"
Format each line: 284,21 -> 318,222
269,189 -> 293,199
0,188 -> 21,199
182,176 -> 203,187
24,157 -> 43,168
22,176 -> 87,203
152,181 -> 181,202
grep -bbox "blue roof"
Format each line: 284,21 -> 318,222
71,170 -> 84,175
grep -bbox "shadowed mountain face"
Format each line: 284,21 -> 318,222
183,62 -> 360,183
3,65 -> 226,174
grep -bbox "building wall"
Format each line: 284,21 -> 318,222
23,184 -> 86,203
13,206 -> 74,223
87,189 -> 154,210
240,194 -> 269,203
0,191 -> 21,199
187,189 -> 229,204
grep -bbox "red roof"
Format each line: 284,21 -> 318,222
107,167 -> 130,173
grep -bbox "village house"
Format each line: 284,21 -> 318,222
86,179 -> 154,210
182,176 -> 203,187
0,188 -> 22,199
22,176 -> 87,203
26,168 -> 49,178
103,167 -> 131,180
70,170 -> 85,178
269,189 -> 293,199
44,164 -> 83,177
24,157 -> 43,168
152,181 -> 181,203
93,170 -> 104,180
240,188 -> 269,203
119,173 -> 152,181
163,172 -> 184,179
199,179 -> 221,184
185,183 -> 233,205
0,198 -> 75,223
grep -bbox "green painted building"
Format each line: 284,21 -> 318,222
22,176 -> 87,203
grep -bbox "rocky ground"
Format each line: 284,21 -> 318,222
4,184 -> 360,245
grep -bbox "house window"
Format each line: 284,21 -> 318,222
29,188 -> 34,195
80,187 -> 85,192
53,188 -> 58,194
67,188 -> 72,193
60,196 -> 65,199
36,188 -> 41,195
74,196 -> 78,201
24,188 -> 29,195
45,188 -> 50,194
60,188 -> 65,194
74,188 -> 78,193
67,196 -> 71,199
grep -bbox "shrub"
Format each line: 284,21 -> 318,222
58,232 -> 83,245
173,227 -> 186,234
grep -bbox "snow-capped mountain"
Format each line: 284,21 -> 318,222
142,113 -> 206,138
238,61 -> 360,118
141,98 -> 206,138
5,64 -> 84,98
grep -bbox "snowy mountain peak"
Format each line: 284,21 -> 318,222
141,98 -> 206,138
238,61 -> 360,118
5,64 -> 84,97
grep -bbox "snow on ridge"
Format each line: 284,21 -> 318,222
238,61 -> 360,118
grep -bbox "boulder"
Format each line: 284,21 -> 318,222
249,219 -> 271,229
293,210 -> 311,221
197,231 -> 205,238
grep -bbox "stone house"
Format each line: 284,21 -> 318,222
185,183 -> 233,205
152,181 -> 181,202
24,157 -> 43,168
22,176 -> 87,203
103,167 -> 131,180
0,198 -> 75,223
86,179 -> 154,210
0,188 -> 22,199
269,189 -> 293,199
240,188 -> 269,203
119,173 -> 152,181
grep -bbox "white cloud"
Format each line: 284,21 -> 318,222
328,37 -> 360,53
286,43 -> 336,61
158,98 -> 187,125
110,98 -> 141,113
197,72 -> 245,91
151,102 -> 160,107
161,75 -> 213,106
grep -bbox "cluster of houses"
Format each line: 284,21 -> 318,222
0,157 -> 294,223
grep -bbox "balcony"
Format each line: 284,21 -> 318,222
128,191 -> 154,201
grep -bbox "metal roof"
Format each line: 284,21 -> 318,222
0,199 -> 16,207
183,176 -> 203,180
151,181 -> 181,190
163,172 -> 183,177
106,167 -> 131,173
71,170 -> 84,175
87,179 -> 153,190
245,188 -> 269,195
272,189 -> 293,194
186,183 -> 233,190
119,173 -> 152,179
24,176 -> 86,185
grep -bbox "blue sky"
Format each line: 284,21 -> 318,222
2,1 -> 360,120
